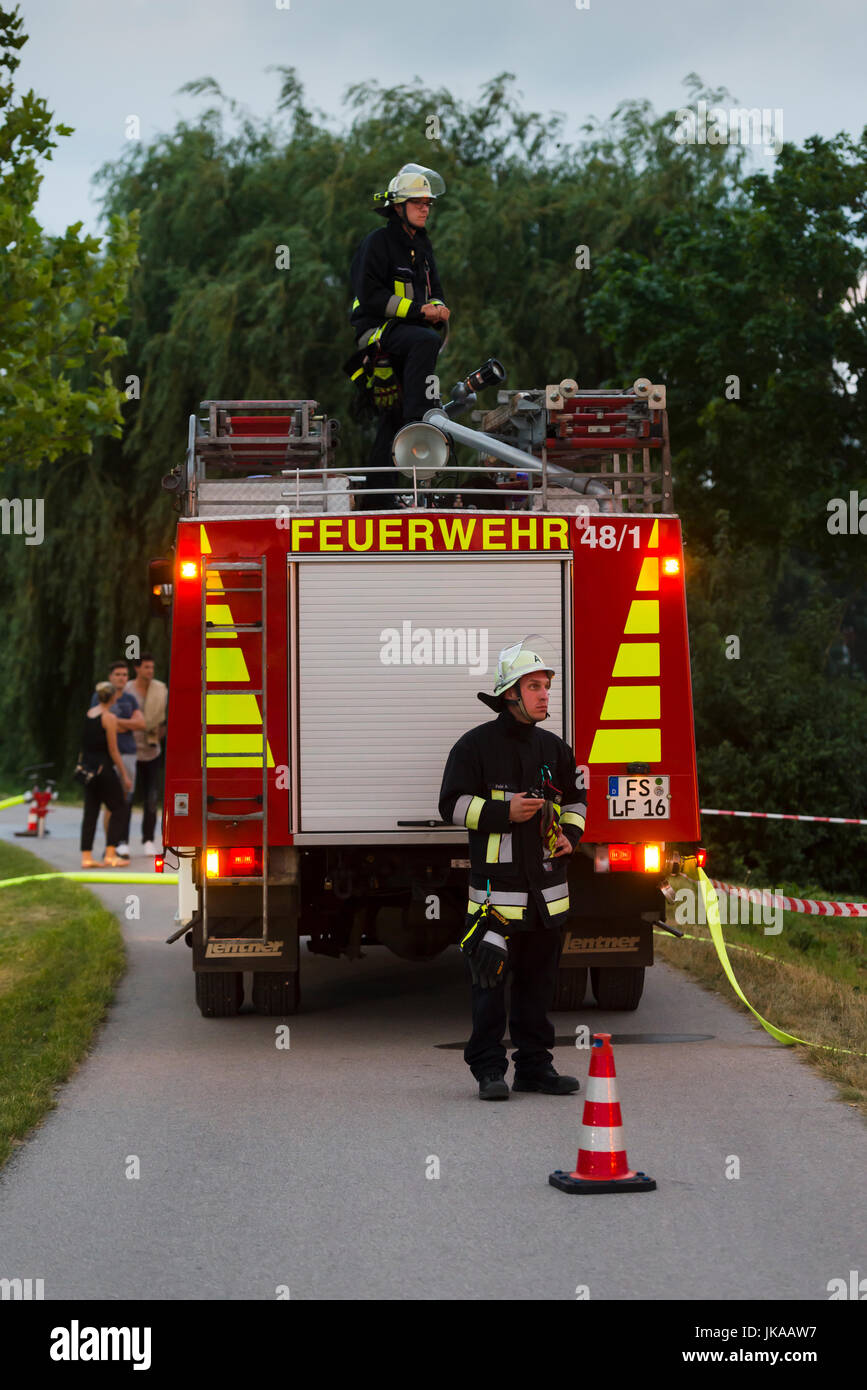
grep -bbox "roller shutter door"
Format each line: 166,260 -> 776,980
296,557 -> 564,833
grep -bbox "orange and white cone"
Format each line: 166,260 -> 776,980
549,1032 -> 655,1194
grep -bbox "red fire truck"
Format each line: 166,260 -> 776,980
153,369 -> 700,1017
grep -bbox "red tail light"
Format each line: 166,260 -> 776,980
608,844 -> 635,869
696,847 -> 708,868
597,843 -> 666,873
204,848 -> 263,878
154,855 -> 165,873
227,848 -> 262,874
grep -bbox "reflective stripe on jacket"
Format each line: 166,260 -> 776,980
439,709 -> 586,931
349,215 -> 445,343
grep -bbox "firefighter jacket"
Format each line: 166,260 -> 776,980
349,215 -> 445,347
438,709 -> 587,932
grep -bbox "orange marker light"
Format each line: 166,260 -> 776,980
643,844 -> 661,872
205,849 -> 220,877
662,557 -> 680,575
180,560 -> 198,578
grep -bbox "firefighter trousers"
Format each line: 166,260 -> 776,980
357,322 -> 442,508
464,899 -> 563,1080
358,405 -> 404,509
381,321 -> 442,420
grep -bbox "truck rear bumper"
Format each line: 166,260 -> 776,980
560,858 -> 662,967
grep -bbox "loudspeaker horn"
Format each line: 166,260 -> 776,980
392,421 -> 450,480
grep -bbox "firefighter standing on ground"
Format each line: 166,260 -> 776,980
347,163 -> 450,507
439,639 -> 587,1100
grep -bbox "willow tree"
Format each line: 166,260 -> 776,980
1,62 -> 865,891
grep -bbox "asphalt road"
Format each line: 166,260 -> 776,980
0,806 -> 864,1300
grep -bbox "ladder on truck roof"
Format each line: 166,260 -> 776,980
171,378 -> 673,518
200,556 -> 269,948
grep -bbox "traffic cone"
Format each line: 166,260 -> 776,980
14,796 -> 38,837
549,1032 -> 655,1194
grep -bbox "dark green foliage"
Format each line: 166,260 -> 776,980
0,60 -> 865,888
0,5 -> 138,467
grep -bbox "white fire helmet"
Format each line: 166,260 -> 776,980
493,636 -> 556,696
378,163 -> 445,208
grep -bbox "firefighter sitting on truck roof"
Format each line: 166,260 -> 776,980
344,163 -> 450,510
438,638 -> 587,1102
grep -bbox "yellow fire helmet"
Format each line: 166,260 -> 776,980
375,163 -> 445,210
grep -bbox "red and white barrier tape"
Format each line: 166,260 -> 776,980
701,807 -> 867,826
684,867 -> 867,1056
709,878 -> 867,918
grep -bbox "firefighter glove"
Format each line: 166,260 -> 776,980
373,379 -> 400,410
540,798 -> 560,857
461,911 -> 510,988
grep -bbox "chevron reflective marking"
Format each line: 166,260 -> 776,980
206,693 -> 263,724
635,557 -> 659,591
611,642 -> 660,678
200,525 -> 274,770
623,600 -> 659,635
599,686 -> 661,720
204,603 -> 236,636
588,520 -> 666,767
206,647 -> 250,682
589,519 -> 669,767
204,734 -> 276,769
588,728 -> 661,763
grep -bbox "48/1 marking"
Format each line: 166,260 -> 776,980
577,522 -> 642,549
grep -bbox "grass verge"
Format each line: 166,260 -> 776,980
0,839 -> 126,1170
657,875 -> 867,1118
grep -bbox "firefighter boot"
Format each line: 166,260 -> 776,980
478,1073 -> 510,1101
512,1066 -> 580,1095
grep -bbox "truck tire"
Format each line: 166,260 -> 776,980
551,967 -> 588,1011
252,971 -> 300,1016
590,966 -> 645,1011
195,970 -> 244,1018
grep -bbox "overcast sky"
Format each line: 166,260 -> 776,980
14,0 -> 867,239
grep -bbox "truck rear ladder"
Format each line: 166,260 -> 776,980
200,556 -> 269,946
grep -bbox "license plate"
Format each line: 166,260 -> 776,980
607,774 -> 670,819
